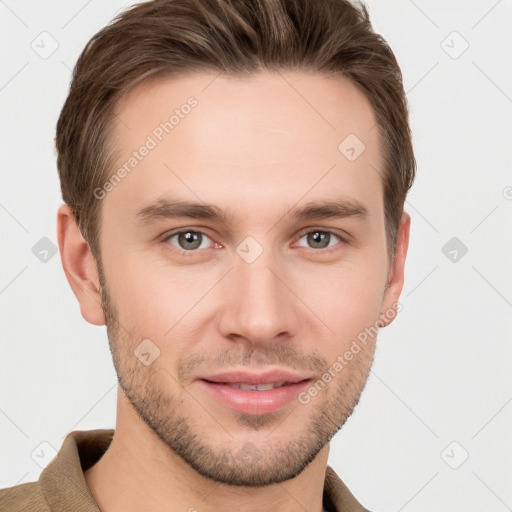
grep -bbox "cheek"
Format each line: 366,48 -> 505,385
301,259 -> 386,351
115,274 -> 184,335
100,246 -> 170,332
105,253 -> 217,350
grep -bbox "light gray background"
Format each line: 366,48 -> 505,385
1,1 -> 511,510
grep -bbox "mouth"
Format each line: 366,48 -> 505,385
201,380 -> 307,390
198,378 -> 312,415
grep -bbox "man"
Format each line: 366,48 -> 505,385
0,0 -> 414,510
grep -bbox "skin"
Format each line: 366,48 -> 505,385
57,71 -> 410,512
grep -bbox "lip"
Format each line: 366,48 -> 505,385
198,380 -> 311,415
198,368 -> 313,386
197,369 -> 313,415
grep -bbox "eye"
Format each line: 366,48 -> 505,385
295,230 -> 343,250
165,230 -> 213,252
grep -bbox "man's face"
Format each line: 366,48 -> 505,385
96,71 -> 403,486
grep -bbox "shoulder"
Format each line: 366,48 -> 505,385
324,465 -> 375,512
0,480 -> 51,511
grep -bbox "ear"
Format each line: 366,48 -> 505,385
379,211 -> 410,327
56,203 -> 106,326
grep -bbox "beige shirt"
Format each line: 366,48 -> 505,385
0,429 -> 371,511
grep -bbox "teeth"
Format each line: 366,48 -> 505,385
225,381 -> 287,391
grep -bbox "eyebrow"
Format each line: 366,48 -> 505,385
135,197 -> 368,226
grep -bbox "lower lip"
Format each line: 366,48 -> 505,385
198,379 -> 311,415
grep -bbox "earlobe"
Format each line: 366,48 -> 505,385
56,204 -> 106,326
379,211 -> 411,328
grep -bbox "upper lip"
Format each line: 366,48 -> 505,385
199,368 -> 313,385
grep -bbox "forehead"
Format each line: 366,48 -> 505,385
105,71 -> 383,225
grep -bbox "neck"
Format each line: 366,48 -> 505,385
84,387 -> 330,512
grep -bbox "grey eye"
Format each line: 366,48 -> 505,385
296,231 -> 340,249
167,231 -> 211,251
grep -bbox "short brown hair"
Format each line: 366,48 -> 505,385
56,0 -> 415,264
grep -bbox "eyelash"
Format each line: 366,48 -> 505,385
161,228 -> 347,258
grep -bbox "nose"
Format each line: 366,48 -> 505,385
216,246 -> 299,347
